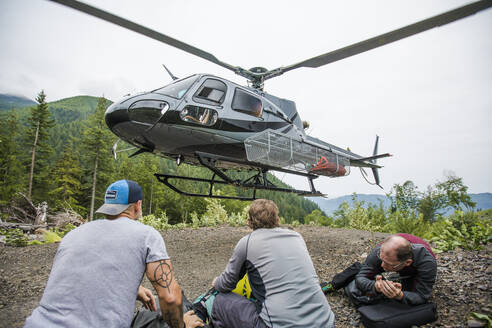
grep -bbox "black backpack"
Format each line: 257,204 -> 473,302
358,300 -> 437,328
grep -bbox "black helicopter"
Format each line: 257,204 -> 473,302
49,0 -> 492,200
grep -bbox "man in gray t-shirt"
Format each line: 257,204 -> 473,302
211,199 -> 335,328
24,180 -> 202,328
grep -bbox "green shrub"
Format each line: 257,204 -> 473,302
60,223 -> 77,236
333,202 -> 351,228
1,228 -> 29,247
48,223 -> 78,240
430,211 -> 491,252
226,205 -> 249,227
171,223 -> 188,230
333,198 -> 386,232
190,212 -> 200,229
290,220 -> 300,228
43,230 -> 62,244
304,209 -> 333,227
384,212 -> 431,239
200,198 -> 228,227
139,213 -> 172,231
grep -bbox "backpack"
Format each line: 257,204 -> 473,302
192,274 -> 256,326
331,261 -> 362,289
358,300 -> 437,328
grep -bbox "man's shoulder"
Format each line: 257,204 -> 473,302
412,244 -> 437,264
78,218 -> 159,237
255,227 -> 300,236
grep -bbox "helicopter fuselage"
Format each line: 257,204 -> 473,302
105,74 -> 308,167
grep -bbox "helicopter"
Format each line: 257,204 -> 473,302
48,0 -> 492,200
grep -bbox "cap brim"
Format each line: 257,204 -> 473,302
95,203 -> 131,216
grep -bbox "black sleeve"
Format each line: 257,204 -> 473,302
401,254 -> 437,305
355,246 -> 382,294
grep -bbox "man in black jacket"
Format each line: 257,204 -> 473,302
325,234 -> 437,306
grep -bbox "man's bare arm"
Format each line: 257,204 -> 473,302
146,259 -> 184,328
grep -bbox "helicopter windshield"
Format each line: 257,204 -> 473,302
153,75 -> 199,99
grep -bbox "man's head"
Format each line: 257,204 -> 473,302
378,235 -> 413,272
95,180 -> 143,220
248,199 -> 280,230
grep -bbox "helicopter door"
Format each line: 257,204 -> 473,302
178,78 -> 226,127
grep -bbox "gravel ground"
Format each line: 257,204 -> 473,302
0,225 -> 490,327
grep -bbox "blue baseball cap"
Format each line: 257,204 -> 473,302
95,180 -> 143,216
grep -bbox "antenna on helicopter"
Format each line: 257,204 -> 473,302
162,64 -> 178,81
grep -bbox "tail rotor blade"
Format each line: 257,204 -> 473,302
372,136 -> 382,188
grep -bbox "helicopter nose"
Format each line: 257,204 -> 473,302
105,102 -> 130,130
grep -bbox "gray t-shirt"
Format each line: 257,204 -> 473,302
214,227 -> 335,328
24,217 -> 168,328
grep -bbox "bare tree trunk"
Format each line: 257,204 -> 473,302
28,121 -> 40,199
149,179 -> 153,215
33,202 -> 48,226
89,153 -> 99,221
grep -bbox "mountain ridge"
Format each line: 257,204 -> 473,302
0,93 -> 36,111
312,192 -> 492,215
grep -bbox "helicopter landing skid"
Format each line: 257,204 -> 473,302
154,152 -> 323,200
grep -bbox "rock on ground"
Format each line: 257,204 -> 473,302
0,226 -> 490,327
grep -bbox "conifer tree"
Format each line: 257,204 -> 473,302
26,90 -> 55,200
49,143 -> 84,213
82,97 -> 115,220
0,112 -> 24,206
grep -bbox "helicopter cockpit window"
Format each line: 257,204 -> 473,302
153,75 -> 199,99
128,100 -> 169,124
193,79 -> 227,105
180,105 -> 218,126
232,88 -> 263,118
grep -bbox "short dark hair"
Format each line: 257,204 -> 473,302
395,243 -> 413,261
248,199 -> 280,230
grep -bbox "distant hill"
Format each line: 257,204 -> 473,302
312,194 -> 390,215
312,193 -> 492,216
47,95 -> 105,124
473,193 -> 492,211
1,94 -> 113,158
0,94 -> 36,111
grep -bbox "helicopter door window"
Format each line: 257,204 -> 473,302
193,79 -> 227,105
180,105 -> 218,126
232,88 -> 263,118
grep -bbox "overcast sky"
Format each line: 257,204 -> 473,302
1,0 -> 491,198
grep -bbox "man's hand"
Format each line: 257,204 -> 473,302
183,310 -> 204,328
375,276 -> 404,300
137,285 -> 157,311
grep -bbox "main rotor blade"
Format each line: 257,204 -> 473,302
47,0 -> 239,73
269,0 -> 492,78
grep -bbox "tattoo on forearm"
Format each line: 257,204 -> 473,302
149,260 -> 174,292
